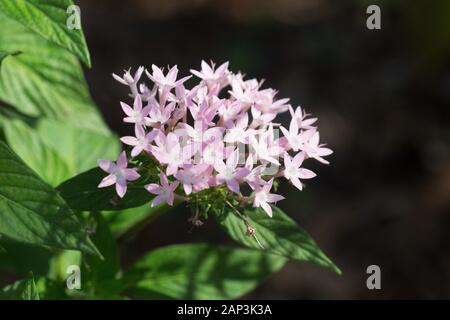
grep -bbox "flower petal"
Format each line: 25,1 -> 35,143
120,136 -> 138,146
120,102 -> 134,117
98,174 -> 116,188
260,202 -> 273,217
124,168 -> 140,181
117,151 -> 128,168
115,178 -> 127,198
97,159 -> 116,173
298,168 -> 316,179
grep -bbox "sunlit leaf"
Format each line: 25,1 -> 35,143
0,0 -> 91,66
0,273 -> 40,300
216,205 -> 341,274
0,11 -> 107,133
121,243 -> 286,299
57,167 -> 152,211
0,141 -> 100,256
2,118 -> 120,186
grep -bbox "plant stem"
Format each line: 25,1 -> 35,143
224,200 -> 265,249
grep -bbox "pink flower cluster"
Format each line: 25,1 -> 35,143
98,61 -> 332,217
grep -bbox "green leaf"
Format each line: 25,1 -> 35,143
103,203 -> 171,238
0,238 -> 54,276
121,243 -> 286,300
0,11 -> 107,133
2,119 -> 71,186
35,277 -> 68,300
0,273 -> 40,300
47,249 -> 81,282
0,50 -> 20,68
0,0 -> 91,67
0,51 -> 9,64
57,167 -> 152,211
216,205 -> 341,275
38,119 -> 120,176
83,212 -> 119,286
0,141 -> 100,256
3,118 -> 120,186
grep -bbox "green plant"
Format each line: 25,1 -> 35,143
0,0 -> 339,300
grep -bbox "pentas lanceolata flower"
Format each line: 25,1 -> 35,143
98,61 -> 332,221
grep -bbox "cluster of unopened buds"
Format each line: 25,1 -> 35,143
98,61 -> 332,218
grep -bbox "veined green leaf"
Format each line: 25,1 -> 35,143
0,0 -> 91,67
83,213 -> 119,286
0,238 -> 54,276
0,141 -> 100,256
2,119 -> 71,186
2,118 -> 120,186
0,50 -> 20,68
121,243 -> 286,300
57,167 -> 152,211
35,277 -> 68,300
0,11 -> 107,133
216,205 -> 341,274
103,203 -> 171,238
0,273 -> 40,300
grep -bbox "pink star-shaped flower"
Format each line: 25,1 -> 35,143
120,95 -> 151,128
244,154 -> 267,190
97,151 -> 140,198
280,116 -> 316,152
283,152 -> 316,190
120,126 -> 158,157
175,164 -> 212,195
289,106 -> 317,130
145,173 -> 179,206
146,65 -> 191,91
150,132 -> 192,176
301,132 -> 333,164
253,178 -> 284,217
224,113 -> 255,144
145,101 -> 175,127
214,149 -> 250,193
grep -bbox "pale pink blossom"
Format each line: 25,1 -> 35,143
145,65 -> 191,91
190,60 -> 229,93
224,113 -> 255,144
151,132 -> 192,176
175,164 -> 211,195
245,154 -> 267,190
254,88 -> 290,114
98,151 -> 140,198
214,149 -> 250,193
218,100 -> 242,123
145,173 -> 179,206
249,126 -> 283,165
101,61 -> 332,214
283,152 -> 316,190
289,106 -> 317,130
113,66 -> 144,98
301,132 -> 333,164
250,106 -> 277,127
280,116 -> 316,152
145,101 -> 175,126
188,100 -> 220,126
253,178 -> 284,217
113,66 -> 144,86
120,95 -> 151,128
120,126 -> 158,157
229,78 -> 256,105
201,140 -> 231,166
183,121 -> 224,146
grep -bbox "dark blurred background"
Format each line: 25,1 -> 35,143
79,0 -> 450,299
